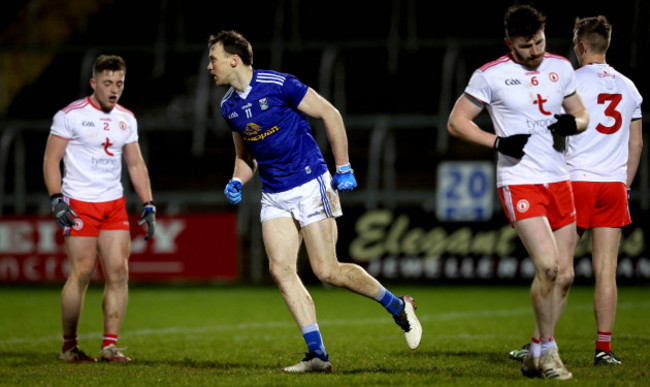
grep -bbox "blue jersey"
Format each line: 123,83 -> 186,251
221,70 -> 328,193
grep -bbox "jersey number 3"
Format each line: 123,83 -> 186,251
596,93 -> 622,134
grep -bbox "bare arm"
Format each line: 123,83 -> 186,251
297,87 -> 349,166
447,94 -> 496,148
627,119 -> 643,187
562,91 -> 589,133
231,132 -> 257,184
123,142 -> 154,204
43,134 -> 68,196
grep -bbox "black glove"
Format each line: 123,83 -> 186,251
138,202 -> 156,241
547,114 -> 578,136
493,134 -> 531,158
50,194 -> 78,228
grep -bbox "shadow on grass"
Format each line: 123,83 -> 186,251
136,358 -> 279,372
0,351 -> 63,365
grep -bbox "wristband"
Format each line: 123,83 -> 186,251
336,164 -> 353,173
143,200 -> 155,207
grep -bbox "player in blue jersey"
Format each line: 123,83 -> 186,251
207,30 -> 422,373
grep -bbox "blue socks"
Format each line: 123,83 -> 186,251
375,287 -> 404,316
302,323 -> 328,361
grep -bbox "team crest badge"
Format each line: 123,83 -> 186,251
259,98 -> 269,110
73,218 -> 84,231
119,121 -> 127,130
516,199 -> 530,213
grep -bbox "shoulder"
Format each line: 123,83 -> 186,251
61,97 -> 91,115
612,68 -> 640,90
543,53 -> 574,73
256,69 -> 292,86
543,52 -> 571,63
220,87 -> 236,108
115,104 -> 135,118
478,55 -> 513,73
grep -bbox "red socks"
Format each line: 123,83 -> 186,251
596,331 -> 612,353
102,334 -> 118,349
63,333 -> 119,351
62,334 -> 77,352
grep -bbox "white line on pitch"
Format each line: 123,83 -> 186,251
1,301 -> 648,346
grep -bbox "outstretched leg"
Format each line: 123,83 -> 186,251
302,217 -> 422,349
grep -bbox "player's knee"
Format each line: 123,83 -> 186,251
268,261 -> 297,284
104,262 -> 129,285
68,270 -> 93,288
312,263 -> 342,287
541,261 -> 559,282
556,268 -> 575,291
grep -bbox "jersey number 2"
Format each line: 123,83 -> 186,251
596,93 -> 622,134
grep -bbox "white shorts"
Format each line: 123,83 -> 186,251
260,172 -> 343,227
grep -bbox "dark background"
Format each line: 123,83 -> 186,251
1,0 -> 648,284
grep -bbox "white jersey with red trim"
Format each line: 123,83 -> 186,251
50,97 -> 138,202
565,63 -> 642,183
465,53 -> 577,187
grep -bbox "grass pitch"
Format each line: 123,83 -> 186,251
1,284 -> 649,386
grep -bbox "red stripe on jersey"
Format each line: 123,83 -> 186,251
543,52 -> 570,62
62,97 -> 90,114
115,104 -> 135,117
51,133 -> 70,141
479,55 -> 511,72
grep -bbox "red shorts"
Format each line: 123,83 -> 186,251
572,181 -> 631,229
65,197 -> 130,237
498,181 -> 576,230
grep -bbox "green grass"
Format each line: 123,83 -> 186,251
1,285 -> 649,386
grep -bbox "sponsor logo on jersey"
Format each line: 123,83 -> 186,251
91,157 -> 118,171
241,103 -> 252,110
526,117 -> 555,133
242,124 -> 279,142
598,71 -> 615,79
243,122 -> 262,136
102,137 -> 114,156
82,121 -> 95,127
228,111 -> 239,119
505,79 -> 521,86
258,98 -> 269,110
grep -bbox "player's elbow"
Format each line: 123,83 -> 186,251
447,114 -> 464,138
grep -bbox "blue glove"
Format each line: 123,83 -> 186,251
50,194 -> 78,228
137,204 -> 156,241
224,179 -> 242,204
332,164 -> 357,192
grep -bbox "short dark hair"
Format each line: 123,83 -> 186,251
573,15 -> 611,54
207,30 -> 253,66
93,55 -> 126,77
504,5 -> 546,40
